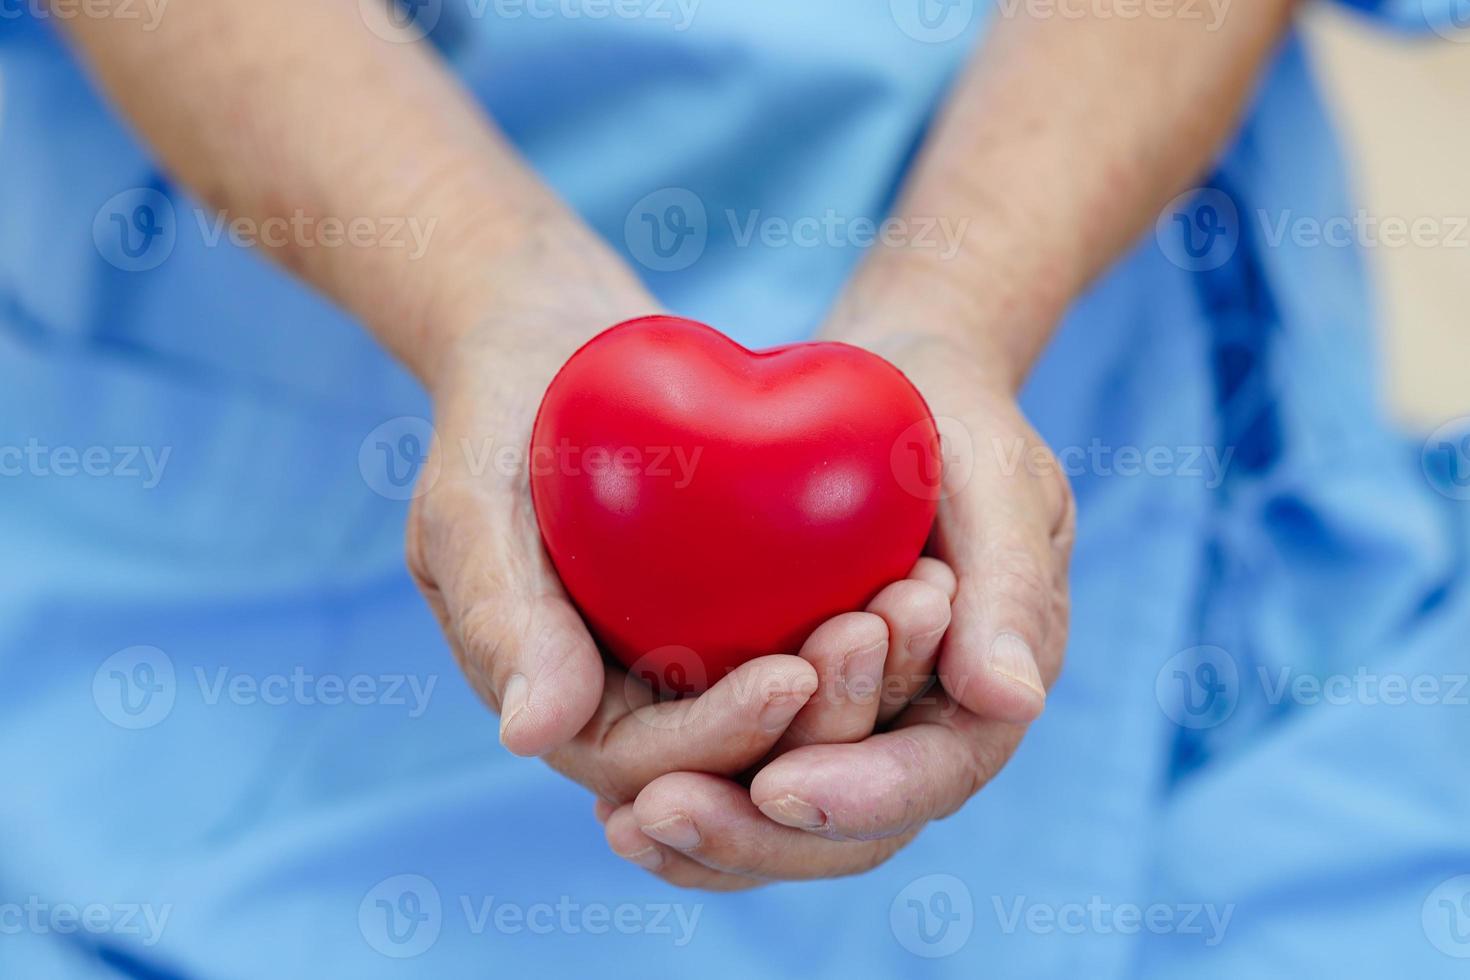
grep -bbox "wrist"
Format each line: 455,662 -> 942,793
823,245 -> 1063,396
408,214 -> 659,396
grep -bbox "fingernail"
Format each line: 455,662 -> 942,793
987,632 -> 1045,698
758,795 -> 827,831
906,626 -> 946,657
840,641 -> 887,702
760,690 -> 809,733
499,673 -> 529,744
622,846 -> 664,870
640,813 -> 701,850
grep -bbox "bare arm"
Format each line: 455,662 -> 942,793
835,0 -> 1297,385
55,0 -> 648,386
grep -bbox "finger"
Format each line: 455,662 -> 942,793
865,577 -> 952,725
603,804 -> 761,891
632,772 -> 915,880
770,613 -> 888,753
908,556 -> 958,601
409,484 -> 605,757
544,655 -> 818,804
750,701 -> 1020,841
933,444 -> 1071,723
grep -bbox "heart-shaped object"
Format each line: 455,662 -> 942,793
530,316 -> 940,693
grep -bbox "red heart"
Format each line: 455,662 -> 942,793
530,316 -> 940,694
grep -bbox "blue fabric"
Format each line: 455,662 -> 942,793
2,2 -> 1469,977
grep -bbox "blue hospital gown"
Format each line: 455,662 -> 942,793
1,1 -> 1468,977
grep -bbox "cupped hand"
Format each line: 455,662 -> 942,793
402,254 -> 963,824
602,318 -> 1074,888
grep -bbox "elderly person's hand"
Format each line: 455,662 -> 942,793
600,283 -> 1073,888
404,235 -> 966,830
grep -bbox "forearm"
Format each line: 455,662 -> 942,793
832,0 -> 1297,388
56,0 -> 645,387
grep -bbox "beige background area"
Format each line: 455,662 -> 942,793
1302,4 -> 1470,429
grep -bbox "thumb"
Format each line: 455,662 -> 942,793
408,480 -> 605,757
934,426 -> 1074,725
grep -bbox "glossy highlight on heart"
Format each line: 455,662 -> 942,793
530,316 -> 941,693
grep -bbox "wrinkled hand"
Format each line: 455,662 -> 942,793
601,324 -> 1075,888
403,265 -> 962,831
